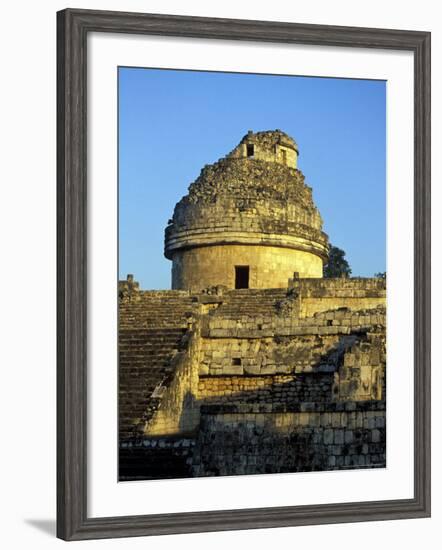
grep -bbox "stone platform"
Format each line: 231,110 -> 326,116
118,277 -> 386,480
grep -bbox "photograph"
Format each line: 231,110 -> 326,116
118,67 -> 387,481
0,0 -> 434,545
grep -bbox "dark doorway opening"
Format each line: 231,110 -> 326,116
235,266 -> 250,289
246,144 -> 254,157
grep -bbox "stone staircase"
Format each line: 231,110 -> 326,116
119,291 -> 197,329
211,288 -> 287,318
119,327 -> 187,440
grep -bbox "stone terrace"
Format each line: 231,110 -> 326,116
118,277 -> 386,479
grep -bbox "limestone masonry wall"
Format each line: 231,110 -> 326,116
291,278 -> 387,317
171,245 -> 323,290
144,327 -> 201,436
192,403 -> 385,476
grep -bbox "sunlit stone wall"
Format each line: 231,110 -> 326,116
171,245 -> 323,291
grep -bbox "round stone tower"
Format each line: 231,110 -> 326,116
164,130 -> 329,291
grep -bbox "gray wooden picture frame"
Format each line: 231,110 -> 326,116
57,8 -> 431,541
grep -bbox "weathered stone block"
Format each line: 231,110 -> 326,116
324,429 -> 334,445
222,365 -> 244,376
334,429 -> 345,445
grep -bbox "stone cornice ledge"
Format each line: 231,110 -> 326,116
165,230 -> 329,260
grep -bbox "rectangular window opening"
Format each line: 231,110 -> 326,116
246,144 -> 254,157
235,266 -> 250,289
232,358 -> 242,366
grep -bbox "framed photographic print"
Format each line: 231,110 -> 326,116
57,8 -> 431,541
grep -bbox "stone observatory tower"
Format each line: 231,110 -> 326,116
165,130 -> 329,291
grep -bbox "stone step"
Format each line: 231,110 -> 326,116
119,327 -> 188,440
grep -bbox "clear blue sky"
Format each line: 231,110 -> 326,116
119,67 -> 386,289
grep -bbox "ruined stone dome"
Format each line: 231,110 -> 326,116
165,130 -> 330,290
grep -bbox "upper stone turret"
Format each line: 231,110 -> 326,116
227,129 -> 299,168
164,130 -> 329,291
